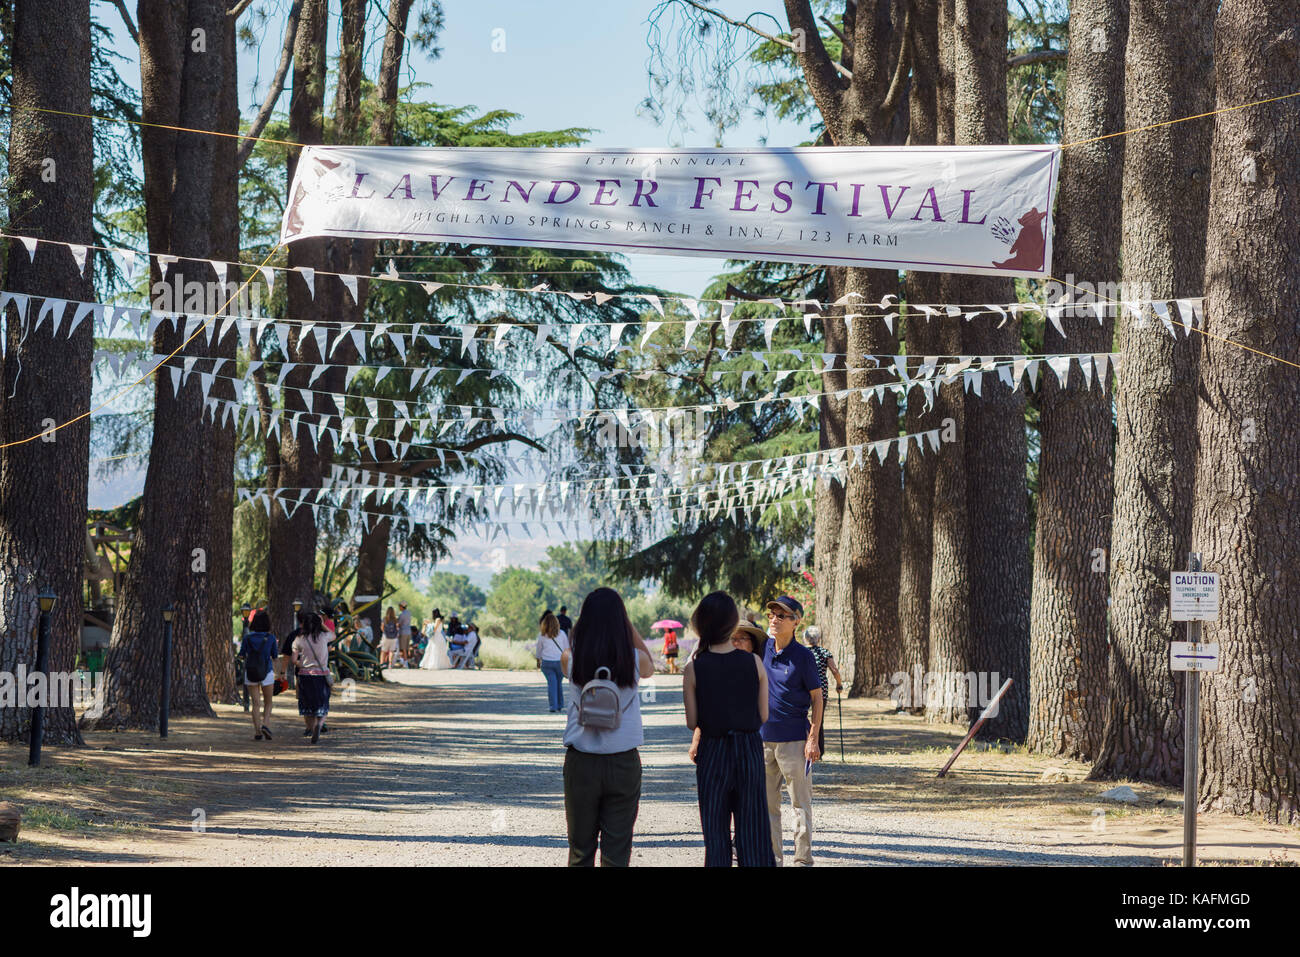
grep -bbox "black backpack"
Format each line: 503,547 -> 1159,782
245,636 -> 270,683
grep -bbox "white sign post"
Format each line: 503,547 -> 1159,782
1171,554 -> 1219,868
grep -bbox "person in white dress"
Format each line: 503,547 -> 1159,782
420,613 -> 451,670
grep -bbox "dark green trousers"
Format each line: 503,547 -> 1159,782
563,746 -> 642,866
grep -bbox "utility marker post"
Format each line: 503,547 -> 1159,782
1169,553 -> 1220,868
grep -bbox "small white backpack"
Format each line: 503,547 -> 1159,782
576,666 -> 632,731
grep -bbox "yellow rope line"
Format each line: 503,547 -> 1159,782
1060,89 -> 1300,149
6,105 -> 300,150
1048,275 -> 1300,371
1,242 -> 285,448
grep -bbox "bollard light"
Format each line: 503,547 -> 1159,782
292,599 -> 303,614
162,605 -> 174,622
37,591 -> 56,613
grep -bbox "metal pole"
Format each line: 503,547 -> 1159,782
28,593 -> 55,767
160,606 -> 174,739
1183,552 -> 1202,868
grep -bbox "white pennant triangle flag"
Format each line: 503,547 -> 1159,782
341,274 -> 359,305
69,244 -> 90,277
608,323 -> 626,351
19,236 -> 37,262
259,265 -> 275,294
297,266 -> 315,299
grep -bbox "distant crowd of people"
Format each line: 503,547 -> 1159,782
547,587 -> 843,867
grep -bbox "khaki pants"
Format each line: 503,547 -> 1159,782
764,739 -> 813,865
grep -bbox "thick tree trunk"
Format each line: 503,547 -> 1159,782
354,508 -> 393,640
925,283 -> 973,725
953,0 -> 1029,741
204,13 -> 240,704
0,0 -> 94,745
89,0 -> 229,728
1191,0 -> 1300,824
266,0 -> 328,640
897,0 -> 940,709
1026,0 -> 1126,760
1091,0 -> 1214,784
923,0 -> 970,725
841,266 -> 902,694
814,267 -> 848,649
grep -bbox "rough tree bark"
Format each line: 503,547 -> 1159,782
783,0 -> 907,695
266,0 -> 329,640
923,0 -> 973,726
88,0 -> 230,728
897,0 -> 940,708
814,266 -> 847,654
0,0 -> 94,745
203,10 -> 241,703
1091,0 -> 1214,784
1191,0 -> 1300,824
1026,0 -> 1127,760
953,0 -> 1029,741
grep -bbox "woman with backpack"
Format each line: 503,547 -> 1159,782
240,609 -> 278,741
536,611 -> 569,713
558,587 -> 655,866
682,592 -> 773,866
293,612 -> 333,744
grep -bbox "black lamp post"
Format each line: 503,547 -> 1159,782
28,591 -> 56,767
160,604 -> 174,739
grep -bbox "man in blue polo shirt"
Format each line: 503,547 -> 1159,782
761,595 -> 823,866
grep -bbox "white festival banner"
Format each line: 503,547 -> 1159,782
280,145 -> 1061,279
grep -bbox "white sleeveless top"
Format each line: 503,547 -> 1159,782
562,656 -> 644,754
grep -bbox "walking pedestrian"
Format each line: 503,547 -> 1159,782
761,595 -> 823,866
559,587 -> 654,866
804,626 -> 843,758
662,627 -> 680,674
397,601 -> 413,663
557,605 -> 573,636
536,611 -> 569,712
240,609 -> 278,741
682,592 -> 772,867
293,612 -> 333,744
379,606 -> 399,668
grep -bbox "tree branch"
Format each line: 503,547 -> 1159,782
1007,48 -> 1068,68
682,0 -> 852,79
236,0 -> 303,169
818,14 -> 850,57
877,2 -> 914,122
227,0 -> 255,17
110,0 -> 138,44
783,0 -> 851,142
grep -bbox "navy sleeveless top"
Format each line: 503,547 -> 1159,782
694,647 -> 761,736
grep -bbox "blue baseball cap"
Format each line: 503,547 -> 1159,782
766,595 -> 804,618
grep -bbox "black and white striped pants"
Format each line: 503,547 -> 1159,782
695,731 -> 774,867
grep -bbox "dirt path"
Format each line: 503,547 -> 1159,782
2,669 -> 1297,866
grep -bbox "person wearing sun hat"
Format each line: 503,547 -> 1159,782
760,594 -> 822,866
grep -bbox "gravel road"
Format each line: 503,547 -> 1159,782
33,667 -> 1165,866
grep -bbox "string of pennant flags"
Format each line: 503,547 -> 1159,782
116,343 -> 1123,426
240,426 -> 944,532
0,232 -> 1207,345
240,485 -> 818,541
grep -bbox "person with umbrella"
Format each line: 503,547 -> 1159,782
653,618 -> 683,675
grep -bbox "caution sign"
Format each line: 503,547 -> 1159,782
1170,571 -> 1219,622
